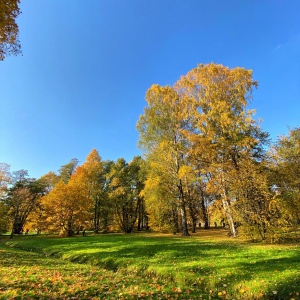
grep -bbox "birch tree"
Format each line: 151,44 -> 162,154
137,84 -> 192,235
176,63 -> 268,237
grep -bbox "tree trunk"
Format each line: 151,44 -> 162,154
188,204 -> 198,233
11,215 -> 24,236
192,221 -> 196,233
171,206 -> 179,233
204,213 -> 210,229
222,198 -> 236,237
94,200 -> 100,233
137,198 -> 142,231
200,191 -> 210,229
66,218 -> 74,237
178,180 -> 190,236
180,205 -> 190,236
13,223 -> 24,234
102,211 -> 109,233
220,169 -> 236,237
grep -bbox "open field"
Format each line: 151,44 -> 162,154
1,229 -> 300,299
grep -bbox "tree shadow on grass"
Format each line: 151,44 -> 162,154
2,233 -> 300,299
203,251 -> 300,299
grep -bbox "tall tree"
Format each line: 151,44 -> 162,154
128,156 -> 147,231
272,128 -> 300,225
175,63 -> 268,237
109,158 -> 144,233
0,200 -> 9,233
0,162 -> 11,197
137,84 -> 191,235
99,160 -> 115,232
25,171 -> 59,234
0,0 -> 22,60
58,158 -> 79,183
142,156 -> 179,233
0,163 -> 11,233
81,149 -> 105,233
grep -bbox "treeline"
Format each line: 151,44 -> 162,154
1,63 -> 299,241
0,153 -> 147,237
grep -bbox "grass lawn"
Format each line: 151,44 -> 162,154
0,228 -> 300,299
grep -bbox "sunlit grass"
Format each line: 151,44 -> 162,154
1,229 -> 300,299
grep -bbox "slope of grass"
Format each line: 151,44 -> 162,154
1,229 -> 300,299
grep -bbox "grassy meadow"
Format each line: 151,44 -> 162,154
0,229 -> 300,299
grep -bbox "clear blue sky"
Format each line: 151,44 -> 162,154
1,0 -> 299,179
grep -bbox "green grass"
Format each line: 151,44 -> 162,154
1,229 -> 300,299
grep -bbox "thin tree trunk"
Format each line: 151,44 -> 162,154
180,205 -> 189,236
10,228 -> 14,239
192,220 -> 196,233
188,203 -> 198,233
200,189 -> 209,229
222,198 -> 236,237
219,168 -> 236,237
94,200 -> 100,233
179,180 -> 190,236
171,205 -> 179,233
137,198 -> 142,231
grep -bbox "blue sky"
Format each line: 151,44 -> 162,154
1,0 -> 299,179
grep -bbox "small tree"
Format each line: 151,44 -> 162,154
109,158 -> 145,233
230,159 -> 278,241
41,167 -> 91,236
3,170 -> 45,238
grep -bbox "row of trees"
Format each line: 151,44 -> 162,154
1,63 -> 299,241
0,152 -> 147,237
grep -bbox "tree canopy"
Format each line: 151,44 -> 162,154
0,0 -> 22,60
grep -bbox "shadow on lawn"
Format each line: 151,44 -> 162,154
206,252 -> 300,299
2,233 -> 300,299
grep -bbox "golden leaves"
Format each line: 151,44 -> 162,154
41,164 -> 93,234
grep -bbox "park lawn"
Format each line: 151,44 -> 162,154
0,229 -> 300,299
